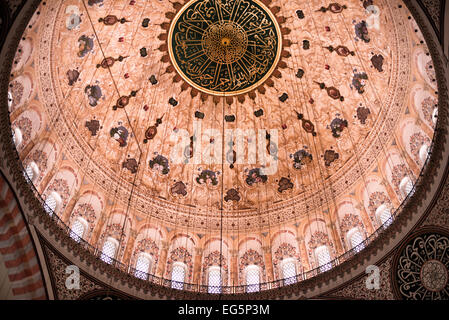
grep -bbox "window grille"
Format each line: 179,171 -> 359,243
70,219 -> 85,242
171,264 -> 186,290
207,267 -> 222,294
282,260 -> 296,285
315,246 -> 332,272
100,239 -> 117,264
245,265 -> 260,293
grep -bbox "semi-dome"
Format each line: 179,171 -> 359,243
6,0 -> 439,294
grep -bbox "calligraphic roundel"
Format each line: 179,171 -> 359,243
168,0 -> 282,96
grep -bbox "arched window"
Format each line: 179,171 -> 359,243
207,266 -> 222,294
171,262 -> 186,290
347,228 -> 365,252
12,128 -> 22,147
135,253 -> 152,280
24,161 -> 39,183
7,91 -> 13,111
376,204 -> 393,227
70,218 -> 87,242
419,144 -> 430,164
399,177 -> 414,198
432,107 -> 438,125
281,258 -> 297,285
245,265 -> 260,293
315,245 -> 332,272
100,237 -> 118,264
44,191 -> 61,216
24,165 -> 34,182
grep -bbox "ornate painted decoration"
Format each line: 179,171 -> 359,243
167,0 -> 282,96
3,0 -> 446,297
395,232 -> 449,300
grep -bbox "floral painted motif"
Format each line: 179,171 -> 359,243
84,84 -> 102,106
329,117 -> 348,138
99,223 -> 127,259
87,0 -> 103,6
425,61 -> 436,83
24,149 -> 48,184
131,238 -> 159,274
324,149 -> 339,167
77,35 -> 94,57
278,177 -> 293,193
308,231 -> 333,250
307,231 -> 335,268
410,132 -> 431,164
291,149 -> 312,170
13,117 -> 32,147
339,214 -> 365,248
201,251 -> 228,285
224,188 -> 240,202
71,203 -> 97,235
367,191 -> 392,222
238,249 -> 266,283
421,96 -> 437,128
149,154 -> 170,175
391,164 -> 414,194
170,181 -> 188,197
371,54 -> 384,72
355,20 -> 370,42
110,126 -> 129,147
9,80 -> 24,109
67,69 -> 80,86
245,168 -> 268,186
122,158 -> 138,174
196,169 -> 219,186
165,247 -> 193,281
357,106 -> 371,124
272,243 -> 301,279
351,71 -> 369,94
45,178 -> 70,209
339,214 -> 363,234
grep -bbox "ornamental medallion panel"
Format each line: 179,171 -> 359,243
394,230 -> 449,300
168,0 -> 282,96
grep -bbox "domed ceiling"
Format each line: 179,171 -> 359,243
7,0 -> 439,291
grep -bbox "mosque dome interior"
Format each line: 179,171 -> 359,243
0,0 -> 448,300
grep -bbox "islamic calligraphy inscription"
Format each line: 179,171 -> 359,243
396,233 -> 449,299
168,0 -> 281,96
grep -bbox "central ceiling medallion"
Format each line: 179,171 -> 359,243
167,0 -> 282,96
